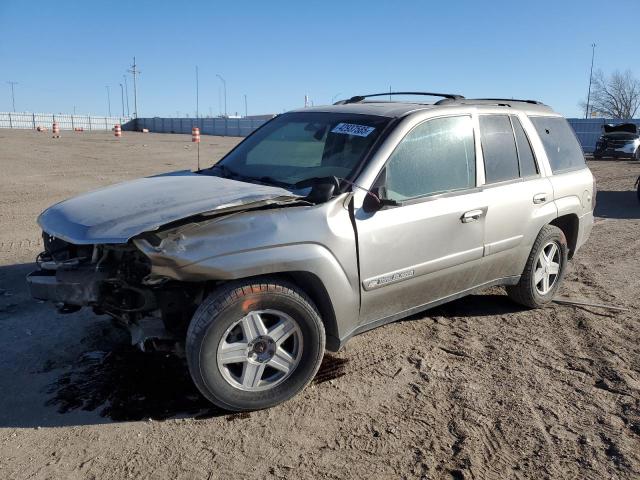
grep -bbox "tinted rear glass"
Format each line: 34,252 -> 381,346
479,115 -> 519,183
529,117 -> 585,173
511,116 -> 538,177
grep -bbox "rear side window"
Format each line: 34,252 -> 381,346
384,115 -> 475,201
529,116 -> 585,173
511,116 -> 538,177
479,115 -> 519,183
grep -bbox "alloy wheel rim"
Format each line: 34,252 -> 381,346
534,241 -> 561,295
216,309 -> 302,391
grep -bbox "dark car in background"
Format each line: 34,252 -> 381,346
593,123 -> 640,159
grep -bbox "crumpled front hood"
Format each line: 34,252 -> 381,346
38,170 -> 302,244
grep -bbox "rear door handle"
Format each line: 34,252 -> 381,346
533,193 -> 547,204
461,209 -> 484,223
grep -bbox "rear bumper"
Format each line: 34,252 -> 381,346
27,269 -> 107,306
593,149 -> 636,159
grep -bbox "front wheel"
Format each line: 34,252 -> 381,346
507,225 -> 568,308
186,278 -> 325,411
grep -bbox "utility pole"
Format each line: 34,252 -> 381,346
7,81 -> 17,112
105,85 -> 111,117
123,74 -> 130,117
119,83 -> 125,117
128,57 -> 140,118
195,65 -> 199,119
216,74 -> 227,117
244,94 -> 247,117
585,43 -> 596,119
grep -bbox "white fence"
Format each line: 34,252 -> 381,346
0,112 -> 131,131
132,117 -> 270,137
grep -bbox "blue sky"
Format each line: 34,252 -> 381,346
1,0 -> 638,118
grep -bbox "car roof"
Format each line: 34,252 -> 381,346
290,99 -> 558,119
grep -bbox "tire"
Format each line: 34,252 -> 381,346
186,278 -> 325,411
506,225 -> 568,309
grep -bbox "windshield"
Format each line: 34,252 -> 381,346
209,112 -> 390,187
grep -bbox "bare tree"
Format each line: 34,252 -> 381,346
581,69 -> 640,119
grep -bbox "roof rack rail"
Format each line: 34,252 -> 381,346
336,91 -> 465,105
471,98 -> 544,105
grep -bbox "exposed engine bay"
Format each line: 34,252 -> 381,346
28,232 -> 205,351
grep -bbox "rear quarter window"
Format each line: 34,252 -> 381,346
529,116 -> 585,173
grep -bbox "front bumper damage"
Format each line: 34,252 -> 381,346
27,240 -> 184,352
27,269 -> 107,307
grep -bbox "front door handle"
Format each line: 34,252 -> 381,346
533,193 -> 547,204
461,209 -> 484,223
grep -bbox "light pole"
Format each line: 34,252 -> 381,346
585,43 -> 596,119
216,74 -> 227,117
119,83 -> 125,117
105,85 -> 111,117
244,94 -> 248,117
7,81 -> 17,112
123,74 -> 130,117
196,65 -> 199,119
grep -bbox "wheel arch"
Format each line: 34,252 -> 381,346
550,214 -> 579,259
206,271 -> 342,352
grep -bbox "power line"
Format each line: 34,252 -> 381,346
128,57 -> 140,118
585,43 -> 596,119
7,81 -> 18,112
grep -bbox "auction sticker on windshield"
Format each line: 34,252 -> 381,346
331,123 -> 376,137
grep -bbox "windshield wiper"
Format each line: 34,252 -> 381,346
245,176 -> 293,189
210,165 -> 292,189
210,164 -> 241,179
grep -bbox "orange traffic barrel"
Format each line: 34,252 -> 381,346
114,124 -> 122,137
192,126 -> 200,143
52,122 -> 60,138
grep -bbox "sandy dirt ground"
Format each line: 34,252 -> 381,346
0,129 -> 638,479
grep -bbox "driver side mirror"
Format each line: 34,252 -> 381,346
362,186 -> 400,212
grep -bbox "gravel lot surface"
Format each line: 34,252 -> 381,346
0,129 -> 639,479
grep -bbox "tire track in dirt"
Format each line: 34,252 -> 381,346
0,238 -> 41,253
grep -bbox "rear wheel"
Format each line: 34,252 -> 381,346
186,278 -> 325,411
507,225 -> 568,308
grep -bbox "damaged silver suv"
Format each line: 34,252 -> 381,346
28,92 -> 595,411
